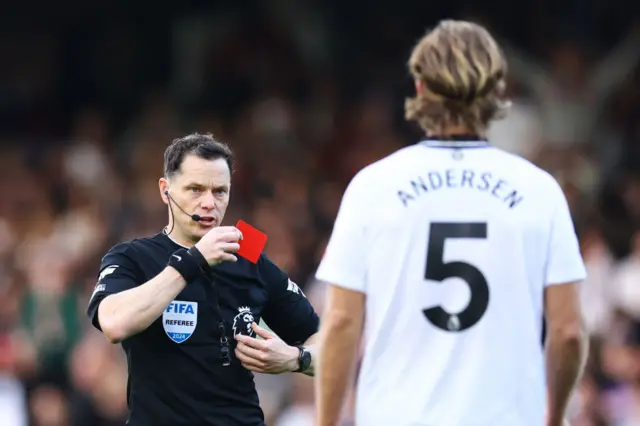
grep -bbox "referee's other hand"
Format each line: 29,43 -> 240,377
234,322 -> 299,374
195,226 -> 242,265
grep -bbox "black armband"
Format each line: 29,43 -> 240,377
167,247 -> 209,283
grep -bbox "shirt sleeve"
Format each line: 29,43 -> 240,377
315,171 -> 368,293
545,180 -> 587,286
87,242 -> 144,331
260,256 -> 319,346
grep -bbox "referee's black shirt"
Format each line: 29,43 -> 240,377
87,232 -> 319,426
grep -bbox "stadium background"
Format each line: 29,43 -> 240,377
0,1 -> 639,425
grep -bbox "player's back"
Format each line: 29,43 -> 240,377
350,140 -> 567,426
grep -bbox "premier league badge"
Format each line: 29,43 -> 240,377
232,306 -> 256,337
163,300 -> 198,343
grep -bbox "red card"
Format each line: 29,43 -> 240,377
236,220 -> 267,263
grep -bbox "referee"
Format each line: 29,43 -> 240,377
87,133 -> 319,426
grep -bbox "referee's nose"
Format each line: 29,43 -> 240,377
200,192 -> 216,210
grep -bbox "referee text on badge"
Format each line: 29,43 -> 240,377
163,301 -> 198,343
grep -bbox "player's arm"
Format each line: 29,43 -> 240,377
544,281 -> 587,426
88,243 -> 188,344
314,171 -> 368,426
235,257 -> 320,376
316,285 -> 364,426
543,181 -> 589,426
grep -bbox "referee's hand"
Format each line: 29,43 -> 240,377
234,322 -> 299,374
195,226 -> 242,265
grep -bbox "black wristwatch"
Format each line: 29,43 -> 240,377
294,346 -> 312,373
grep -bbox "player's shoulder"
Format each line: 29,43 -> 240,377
488,147 -> 546,174
489,148 -> 562,193
345,145 -> 420,191
353,143 -> 454,179
359,144 -> 421,174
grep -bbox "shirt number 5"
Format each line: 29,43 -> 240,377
423,222 -> 489,332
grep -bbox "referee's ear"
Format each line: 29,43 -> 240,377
159,178 -> 170,205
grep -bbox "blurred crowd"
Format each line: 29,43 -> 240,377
0,2 -> 640,426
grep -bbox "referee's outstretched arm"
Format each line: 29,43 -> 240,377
92,226 -> 242,343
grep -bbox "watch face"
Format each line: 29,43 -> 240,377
301,351 -> 312,370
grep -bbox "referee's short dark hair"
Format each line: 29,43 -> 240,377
163,133 -> 233,179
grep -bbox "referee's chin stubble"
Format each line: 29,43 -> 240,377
191,217 -> 218,238
170,217 -> 206,242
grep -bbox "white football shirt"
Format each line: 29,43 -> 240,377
315,140 -> 587,426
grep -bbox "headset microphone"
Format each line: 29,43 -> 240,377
164,191 -> 202,222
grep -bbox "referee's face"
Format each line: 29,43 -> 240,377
168,155 -> 231,243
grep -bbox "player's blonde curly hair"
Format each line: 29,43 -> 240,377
405,20 -> 510,136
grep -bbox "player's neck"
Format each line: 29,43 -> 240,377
426,126 -> 486,140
